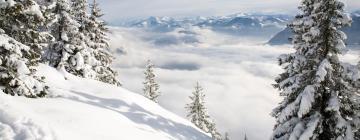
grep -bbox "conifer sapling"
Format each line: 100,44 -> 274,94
186,82 -> 222,140
143,60 -> 160,103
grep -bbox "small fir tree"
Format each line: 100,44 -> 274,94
186,82 -> 209,130
186,82 -> 222,140
143,60 -> 160,103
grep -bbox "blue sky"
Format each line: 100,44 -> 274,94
98,0 -> 360,23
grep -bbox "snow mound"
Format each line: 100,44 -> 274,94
0,94 -> 55,140
0,64 -> 211,140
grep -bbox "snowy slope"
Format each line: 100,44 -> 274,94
0,64 -> 211,140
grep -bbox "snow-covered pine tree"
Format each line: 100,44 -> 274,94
70,0 -> 88,26
0,0 -> 52,50
271,0 -> 359,139
86,0 -> 120,86
69,0 -> 90,51
347,62 -> 360,140
44,0 -> 95,78
44,0 -> 119,86
36,0 -> 58,32
342,62 -> 360,139
0,0 -> 51,98
0,1 -> 49,97
143,60 -> 160,103
186,82 -> 209,131
0,29 -> 48,98
186,82 -> 222,140
44,0 -> 77,69
48,0 -> 120,86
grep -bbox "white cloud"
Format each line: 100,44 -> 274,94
108,27 -> 295,140
108,24 -> 360,139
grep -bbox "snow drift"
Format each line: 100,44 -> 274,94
0,64 -> 211,140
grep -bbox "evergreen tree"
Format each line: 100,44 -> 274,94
186,82 -> 222,140
0,30 -> 48,98
0,0 -> 52,51
70,0 -> 89,52
86,0 -> 120,86
44,0 -> 120,86
37,0 -> 58,32
44,0 -> 95,78
70,0 -> 88,26
271,0 -> 359,139
0,1 -> 49,97
0,0 -> 53,65
343,63 -> 360,139
186,82 -> 209,130
143,60 -> 160,103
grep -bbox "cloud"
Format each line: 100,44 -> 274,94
108,27 -> 294,140
107,26 -> 360,140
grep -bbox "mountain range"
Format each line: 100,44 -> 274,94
120,11 -> 360,46
268,11 -> 360,47
124,13 -> 291,39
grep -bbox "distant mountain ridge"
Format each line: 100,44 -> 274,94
195,14 -> 290,37
123,13 -> 292,38
268,11 -> 360,46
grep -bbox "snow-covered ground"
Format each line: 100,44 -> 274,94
0,64 -> 211,140
108,27 -> 360,140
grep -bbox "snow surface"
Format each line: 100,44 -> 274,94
0,64 -> 211,140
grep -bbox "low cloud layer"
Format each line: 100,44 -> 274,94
109,27 -> 290,139
108,27 -> 359,140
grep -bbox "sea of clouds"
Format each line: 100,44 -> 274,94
107,26 -> 359,140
